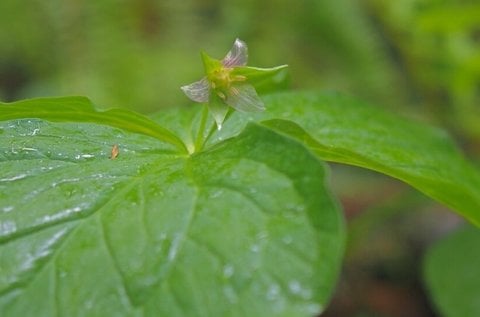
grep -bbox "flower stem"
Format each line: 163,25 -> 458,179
204,107 -> 233,142
194,106 -> 235,153
194,104 -> 210,153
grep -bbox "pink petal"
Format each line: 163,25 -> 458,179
222,38 -> 248,68
180,77 -> 210,103
225,84 -> 265,112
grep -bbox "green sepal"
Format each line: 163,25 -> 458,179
232,65 -> 289,93
201,51 -> 222,78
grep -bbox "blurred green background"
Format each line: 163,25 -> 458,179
1,0 -> 479,316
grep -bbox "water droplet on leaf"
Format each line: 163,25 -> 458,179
250,244 -> 260,253
223,264 -> 235,278
266,283 -> 280,300
282,235 -> 293,245
288,280 -> 302,294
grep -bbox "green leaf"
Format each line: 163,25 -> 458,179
0,96 -> 187,153
0,111 -> 344,316
210,91 -> 480,226
423,226 -> 480,317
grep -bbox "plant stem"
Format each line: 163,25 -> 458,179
194,106 -> 234,153
204,107 -> 233,144
194,105 -> 210,153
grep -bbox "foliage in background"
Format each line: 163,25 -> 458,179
424,225 -> 480,317
1,0 -> 479,156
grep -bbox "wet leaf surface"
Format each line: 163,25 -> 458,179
0,99 -> 344,316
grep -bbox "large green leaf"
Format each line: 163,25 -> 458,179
423,226 -> 480,317
2,89 -> 479,315
209,91 -> 480,226
0,101 -> 344,316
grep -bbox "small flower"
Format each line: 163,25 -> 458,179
181,38 -> 287,129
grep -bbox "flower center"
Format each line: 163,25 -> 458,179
208,66 -> 246,100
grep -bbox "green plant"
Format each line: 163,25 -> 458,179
1,39 -> 479,316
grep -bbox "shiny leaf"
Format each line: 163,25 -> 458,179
210,91 -> 480,226
0,103 -> 344,316
0,96 -> 187,153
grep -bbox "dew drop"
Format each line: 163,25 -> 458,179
285,203 -> 298,211
306,303 -> 322,315
223,264 -> 235,278
2,206 -> 14,213
282,235 -> 293,245
223,286 -> 238,303
300,288 -> 313,299
266,283 -> 280,300
0,174 -> 27,182
21,147 -> 37,152
84,299 -> 94,310
287,281 -> 313,299
256,231 -> 268,240
168,234 -> 182,261
295,205 -> 305,212
210,189 -> 223,198
0,220 -> 17,235
288,280 -> 302,294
